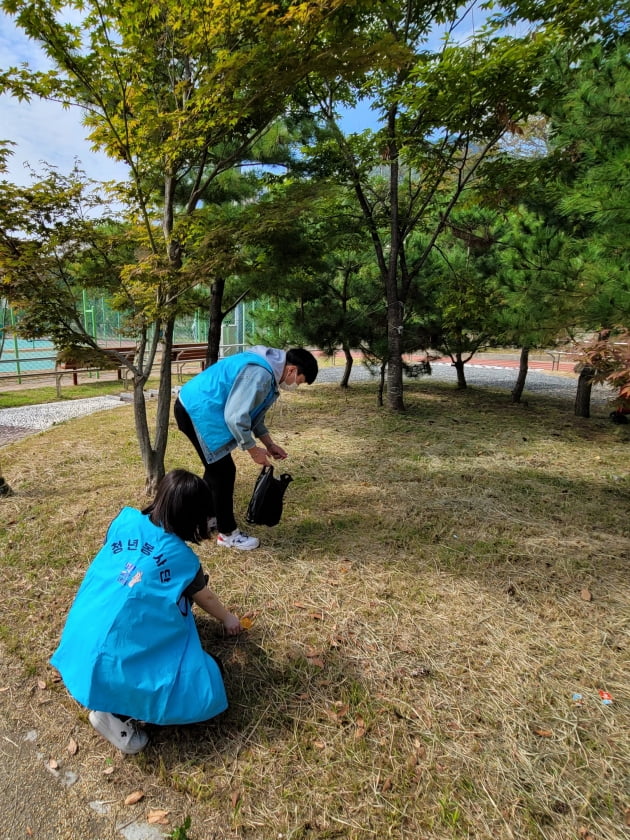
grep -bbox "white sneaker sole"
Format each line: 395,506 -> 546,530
217,539 -> 260,551
89,710 -> 148,754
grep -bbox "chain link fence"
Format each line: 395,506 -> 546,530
0,297 -> 260,379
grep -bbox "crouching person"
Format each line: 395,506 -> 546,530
51,469 -> 241,754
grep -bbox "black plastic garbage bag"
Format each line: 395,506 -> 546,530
245,465 -> 293,527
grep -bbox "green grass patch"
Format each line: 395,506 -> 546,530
0,377 -> 161,408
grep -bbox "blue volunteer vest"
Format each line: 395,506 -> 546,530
50,508 -> 227,725
179,352 -> 276,454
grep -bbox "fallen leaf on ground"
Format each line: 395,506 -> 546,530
48,758 -> 58,770
147,809 -> 170,825
37,679 -> 46,690
580,588 -> 593,601
306,647 -> 325,668
625,807 -> 630,826
406,751 -> 420,772
67,737 -> 78,755
324,704 -> 348,723
103,766 -> 115,775
230,789 -> 241,809
381,777 -> 393,792
124,790 -> 145,806
239,616 -> 254,630
533,728 -> 553,738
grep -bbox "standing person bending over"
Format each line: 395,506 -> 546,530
174,346 -> 318,551
51,470 -> 241,754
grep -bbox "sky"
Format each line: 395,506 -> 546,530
0,5 -> 488,188
0,11 -> 127,185
0,10 -> 382,188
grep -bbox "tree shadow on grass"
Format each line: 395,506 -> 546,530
142,620 -> 361,772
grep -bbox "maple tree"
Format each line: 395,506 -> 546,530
0,0 -> 374,491
575,329 -> 630,409
301,1 -> 559,410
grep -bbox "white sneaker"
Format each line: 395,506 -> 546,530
217,529 -> 260,551
89,710 -> 148,754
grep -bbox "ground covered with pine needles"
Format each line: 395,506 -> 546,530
1,378 -> 628,839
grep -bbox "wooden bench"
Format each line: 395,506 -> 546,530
172,346 -> 208,382
57,348 -> 136,385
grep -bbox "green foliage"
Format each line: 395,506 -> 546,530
168,816 -> 192,840
465,23 -> 630,358
575,328 -> 630,404
416,207 -> 506,366
0,165 -> 130,348
495,208 -> 591,348
297,0 -> 576,407
551,41 -> 630,328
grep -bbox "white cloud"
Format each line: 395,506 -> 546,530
0,12 -> 125,186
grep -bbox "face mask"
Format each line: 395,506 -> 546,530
280,370 -> 299,392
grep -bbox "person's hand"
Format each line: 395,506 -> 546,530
247,445 -> 271,466
266,441 -> 288,460
223,612 -> 242,636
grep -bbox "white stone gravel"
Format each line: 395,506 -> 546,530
0,395 -> 127,430
317,360 -> 616,407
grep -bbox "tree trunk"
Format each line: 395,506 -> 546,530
511,346 -> 529,403
207,278 -> 225,366
453,353 -> 467,389
385,105 -> 405,412
378,361 -> 386,407
386,312 -> 405,409
340,343 -> 353,388
127,321 -> 166,496
132,375 -> 154,493
575,365 -> 594,417
0,475 -> 14,497
151,316 -> 175,491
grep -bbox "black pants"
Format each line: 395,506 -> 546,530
174,399 -> 238,534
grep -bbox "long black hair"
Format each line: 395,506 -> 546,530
142,469 -> 212,543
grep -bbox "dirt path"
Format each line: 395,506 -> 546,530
0,424 -> 33,447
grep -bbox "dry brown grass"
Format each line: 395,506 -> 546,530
1,380 -> 629,840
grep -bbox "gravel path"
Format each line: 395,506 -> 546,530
318,360 -> 616,407
0,395 -> 127,430
0,364 -> 617,448
0,395 -> 127,446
